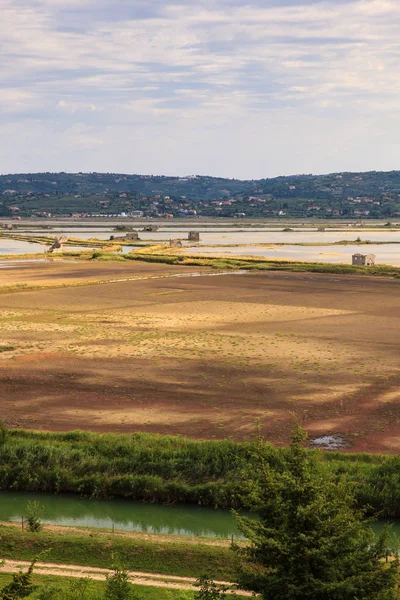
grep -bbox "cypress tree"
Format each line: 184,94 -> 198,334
234,427 -> 399,600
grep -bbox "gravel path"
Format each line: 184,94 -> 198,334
0,559 -> 253,595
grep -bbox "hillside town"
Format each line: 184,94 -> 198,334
1,171 -> 400,219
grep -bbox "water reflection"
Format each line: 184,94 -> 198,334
0,492 -> 398,542
0,492 -> 242,538
1,226 -> 399,265
184,244 -> 400,266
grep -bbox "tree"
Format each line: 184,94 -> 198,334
234,426 -> 399,600
0,558 -> 36,599
25,500 -> 44,532
104,555 -> 137,600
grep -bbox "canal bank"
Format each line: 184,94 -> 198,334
0,520 -> 237,581
0,491 -> 398,543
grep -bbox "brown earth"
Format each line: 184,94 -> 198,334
0,261 -> 399,453
0,259 -> 196,286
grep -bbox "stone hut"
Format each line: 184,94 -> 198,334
126,232 -> 139,240
352,253 -> 376,266
110,232 -> 140,241
169,238 -> 183,248
142,225 -> 159,232
188,231 -> 200,242
317,227 -> 325,232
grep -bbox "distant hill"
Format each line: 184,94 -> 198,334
0,171 -> 399,219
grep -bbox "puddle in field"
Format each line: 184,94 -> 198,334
312,435 -> 348,449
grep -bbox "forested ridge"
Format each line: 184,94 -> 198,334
1,170 -> 400,218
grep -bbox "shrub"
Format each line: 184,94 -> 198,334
194,576 -> 231,599
25,501 -> 44,532
104,555 -> 137,600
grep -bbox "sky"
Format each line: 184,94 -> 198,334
1,0 -> 400,179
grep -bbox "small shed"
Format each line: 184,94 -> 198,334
142,225 -> 159,232
352,253 -> 376,266
188,231 -> 200,242
169,239 -> 183,248
126,232 -> 139,240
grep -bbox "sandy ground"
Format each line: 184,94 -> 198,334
0,261 -> 399,453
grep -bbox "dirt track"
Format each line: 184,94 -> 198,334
0,261 -> 399,452
0,559 -> 246,594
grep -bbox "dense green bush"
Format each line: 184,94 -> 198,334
0,430 -> 398,516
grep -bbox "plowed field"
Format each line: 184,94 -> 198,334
0,261 -> 399,452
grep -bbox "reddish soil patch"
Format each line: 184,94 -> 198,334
0,265 -> 399,453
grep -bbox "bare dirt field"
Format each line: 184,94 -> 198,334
0,261 -> 399,453
0,259 -> 193,286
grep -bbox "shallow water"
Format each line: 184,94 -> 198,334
0,492 -> 244,538
0,238 -> 45,254
21,227 -> 400,245
0,492 -> 398,544
183,244 -> 400,266
0,238 -> 97,255
1,226 -> 400,265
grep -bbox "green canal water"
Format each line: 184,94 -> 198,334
0,492 -> 245,538
0,492 -> 398,542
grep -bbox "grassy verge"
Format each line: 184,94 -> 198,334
0,572 -> 196,599
1,247 -> 400,279
0,573 -> 250,599
0,429 -> 399,516
0,525 -> 236,580
121,250 -> 400,279
0,232 -> 139,250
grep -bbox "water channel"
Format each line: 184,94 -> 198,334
1,227 -> 400,265
1,492 -> 244,538
21,227 -> 400,244
184,243 -> 400,266
0,492 -> 399,543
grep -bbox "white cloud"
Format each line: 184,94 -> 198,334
57,100 -> 102,113
2,0 -> 400,175
0,89 -> 43,113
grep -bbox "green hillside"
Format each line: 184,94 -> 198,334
1,170 -> 400,218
